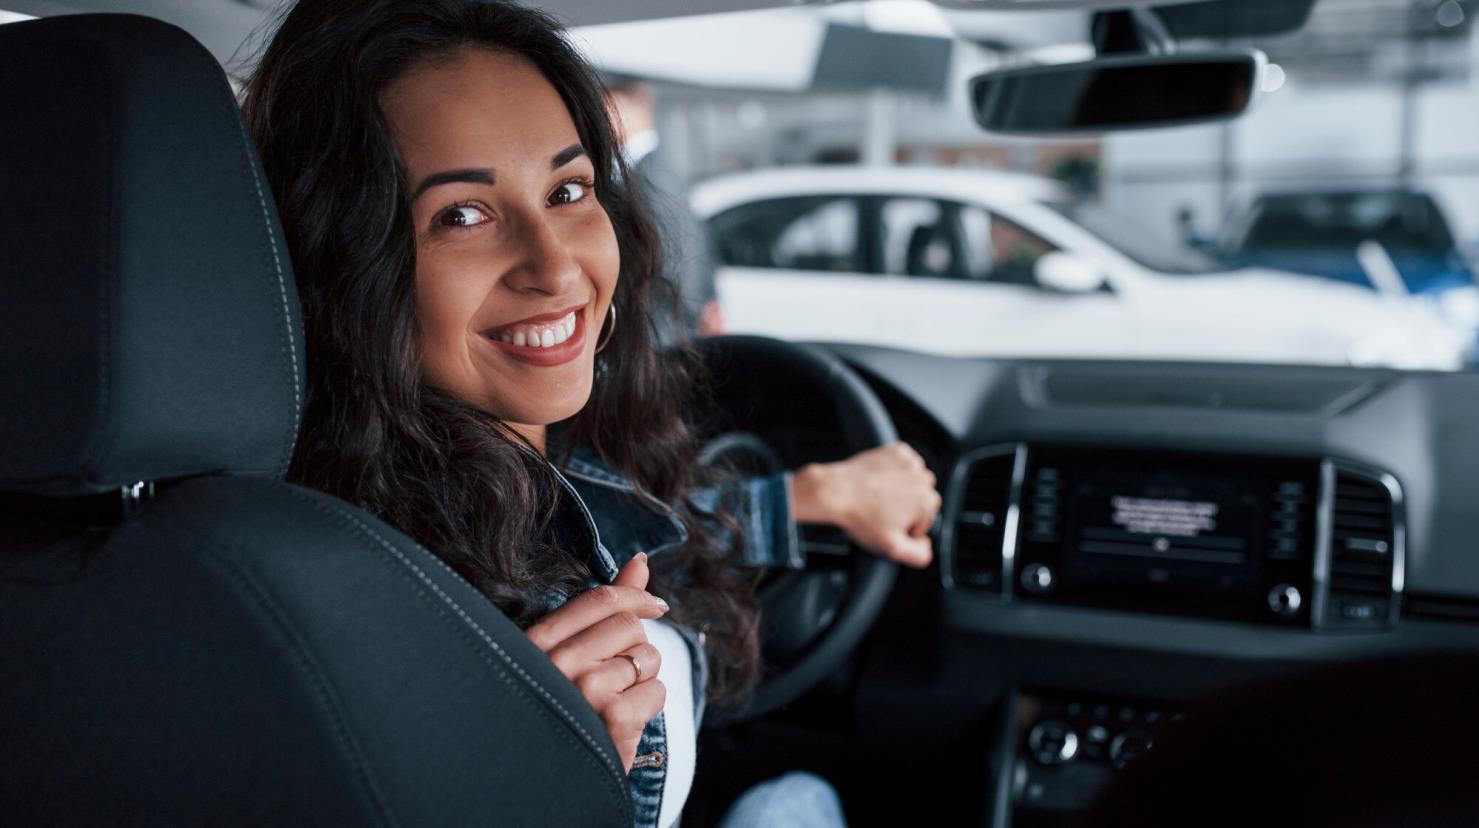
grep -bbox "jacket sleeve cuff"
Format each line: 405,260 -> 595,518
744,472 -> 802,570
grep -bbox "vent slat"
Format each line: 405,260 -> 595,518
1333,515 -> 1389,531
1331,560 -> 1387,577
1332,500 -> 1389,516
1330,577 -> 1391,595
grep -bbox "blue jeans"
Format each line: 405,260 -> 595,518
716,771 -> 847,828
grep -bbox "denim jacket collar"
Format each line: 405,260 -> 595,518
556,442 -> 691,573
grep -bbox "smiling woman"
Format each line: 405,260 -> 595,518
242,1 -> 934,828
242,5 -> 751,822
241,1 -> 936,826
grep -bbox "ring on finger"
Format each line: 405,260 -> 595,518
618,652 -> 644,687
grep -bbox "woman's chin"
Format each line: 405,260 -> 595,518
480,386 -> 593,431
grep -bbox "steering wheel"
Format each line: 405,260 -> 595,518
693,335 -> 899,721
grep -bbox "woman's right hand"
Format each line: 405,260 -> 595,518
524,553 -> 669,772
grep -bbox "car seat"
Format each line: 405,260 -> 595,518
0,14 -> 629,826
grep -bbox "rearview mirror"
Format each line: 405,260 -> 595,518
1035,252 -> 1106,294
971,50 -> 1265,135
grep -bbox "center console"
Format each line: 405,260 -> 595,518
945,443 -> 1409,826
941,443 -> 1404,631
1000,689 -> 1180,828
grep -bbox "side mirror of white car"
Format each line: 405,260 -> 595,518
1035,251 -> 1107,294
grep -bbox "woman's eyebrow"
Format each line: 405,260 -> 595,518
412,168 -> 494,201
551,144 -> 587,169
410,147 -> 585,201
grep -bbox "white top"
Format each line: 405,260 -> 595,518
641,619 -> 695,828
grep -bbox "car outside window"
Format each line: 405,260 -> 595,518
879,198 -> 1059,287
710,196 -> 864,273
958,205 -> 1059,287
881,197 -> 949,277
1240,192 -> 1457,252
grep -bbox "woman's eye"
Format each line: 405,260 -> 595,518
439,205 -> 489,229
549,181 -> 590,206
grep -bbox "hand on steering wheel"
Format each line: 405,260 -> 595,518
790,442 -> 941,570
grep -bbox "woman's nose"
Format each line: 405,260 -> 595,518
503,209 -> 581,296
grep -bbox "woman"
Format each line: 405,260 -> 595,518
243,2 -> 941,825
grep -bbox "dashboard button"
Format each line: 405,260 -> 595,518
1022,563 -> 1055,594
1268,584 -> 1302,616
1028,720 -> 1079,765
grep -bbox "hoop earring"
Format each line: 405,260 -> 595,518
594,304 -> 617,354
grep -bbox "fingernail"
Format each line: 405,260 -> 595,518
635,552 -> 648,564
652,595 -> 670,613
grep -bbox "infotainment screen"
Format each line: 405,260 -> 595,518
1011,447 -> 1321,622
1067,466 -> 1263,582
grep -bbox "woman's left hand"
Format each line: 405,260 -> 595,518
790,442 -> 942,569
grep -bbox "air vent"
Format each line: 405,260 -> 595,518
1320,467 -> 1400,628
943,446 -> 1022,594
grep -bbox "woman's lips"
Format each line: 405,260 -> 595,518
480,308 -> 587,366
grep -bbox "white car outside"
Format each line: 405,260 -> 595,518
691,166 -> 1473,370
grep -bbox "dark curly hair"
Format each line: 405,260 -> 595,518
242,0 -> 759,704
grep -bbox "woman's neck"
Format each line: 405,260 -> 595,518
507,421 -> 547,455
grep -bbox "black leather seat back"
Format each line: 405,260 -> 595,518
0,15 -> 629,825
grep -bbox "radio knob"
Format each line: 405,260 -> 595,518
1268,584 -> 1302,617
1109,730 -> 1153,769
1028,720 -> 1079,765
1021,563 -> 1055,594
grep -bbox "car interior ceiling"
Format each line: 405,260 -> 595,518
6,1 -> 1479,827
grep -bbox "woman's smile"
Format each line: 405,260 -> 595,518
479,303 -> 588,366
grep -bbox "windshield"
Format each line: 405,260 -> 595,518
1231,191 -> 1460,252
596,0 -> 1477,370
40,0 -> 1473,371
1044,201 -> 1223,275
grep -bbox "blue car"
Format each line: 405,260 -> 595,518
1220,189 -> 1477,296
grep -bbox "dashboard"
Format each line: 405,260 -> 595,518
817,344 -> 1479,825
696,341 -> 1479,826
832,343 -> 1479,623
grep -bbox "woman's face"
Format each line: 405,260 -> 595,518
381,48 -> 619,437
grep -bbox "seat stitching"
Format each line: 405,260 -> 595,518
171,524 -> 398,827
284,488 -> 632,797
299,503 -> 632,818
168,485 -> 629,824
220,81 -> 301,476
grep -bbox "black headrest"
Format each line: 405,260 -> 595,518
0,14 -> 303,496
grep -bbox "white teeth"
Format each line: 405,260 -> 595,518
494,311 -> 581,349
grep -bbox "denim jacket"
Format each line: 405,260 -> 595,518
545,443 -> 802,828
